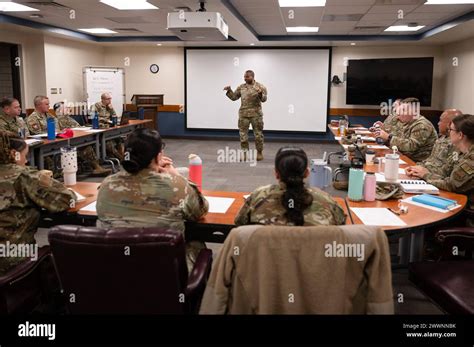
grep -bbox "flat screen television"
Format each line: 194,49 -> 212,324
346,57 -> 434,106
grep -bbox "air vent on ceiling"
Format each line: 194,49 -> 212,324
113,28 -> 143,33
25,1 -> 69,9
106,17 -> 149,24
323,14 -> 364,22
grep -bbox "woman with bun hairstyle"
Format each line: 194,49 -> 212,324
235,146 -> 346,226
96,128 -> 209,270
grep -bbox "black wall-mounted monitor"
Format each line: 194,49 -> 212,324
346,57 -> 434,106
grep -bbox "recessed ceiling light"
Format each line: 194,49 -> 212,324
425,0 -> 474,4
156,43 -> 162,46
250,43 -> 255,46
350,42 -> 356,45
100,0 -> 159,10
79,28 -> 118,34
286,26 -> 319,33
279,0 -> 326,7
384,25 -> 425,32
0,1 -> 39,12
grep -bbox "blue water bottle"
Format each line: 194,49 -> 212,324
47,117 -> 55,140
92,111 -> 99,129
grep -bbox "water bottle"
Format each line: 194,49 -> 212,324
384,146 -> 400,182
348,168 -> 364,201
111,115 -> 118,127
92,112 -> 99,129
364,172 -> 376,202
47,117 -> 55,140
61,146 -> 78,186
188,154 -> 202,191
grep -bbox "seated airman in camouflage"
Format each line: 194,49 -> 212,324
96,128 -> 209,271
406,109 -> 463,180
0,97 -> 29,138
376,97 -> 437,162
0,131 -> 76,275
235,147 -> 346,226
53,102 -> 111,177
409,114 -> 474,227
89,92 -> 123,161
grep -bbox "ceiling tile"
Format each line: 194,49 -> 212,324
323,5 -> 371,15
368,5 -> 419,13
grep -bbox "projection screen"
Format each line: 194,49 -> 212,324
185,48 -> 331,132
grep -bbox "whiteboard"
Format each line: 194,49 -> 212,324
185,48 -> 330,132
83,66 -> 125,115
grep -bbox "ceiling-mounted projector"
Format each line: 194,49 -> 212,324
167,11 -> 229,41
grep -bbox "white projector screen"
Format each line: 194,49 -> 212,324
185,48 -> 330,132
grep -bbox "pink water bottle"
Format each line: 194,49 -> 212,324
188,154 -> 202,191
364,173 -> 376,202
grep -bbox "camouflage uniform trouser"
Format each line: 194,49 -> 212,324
106,138 -> 124,161
238,115 -> 264,152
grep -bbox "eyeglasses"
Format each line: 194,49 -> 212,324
447,127 -> 459,134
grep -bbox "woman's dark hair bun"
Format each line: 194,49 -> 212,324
121,128 -> 162,174
121,159 -> 140,174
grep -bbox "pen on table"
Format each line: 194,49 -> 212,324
388,208 -> 400,216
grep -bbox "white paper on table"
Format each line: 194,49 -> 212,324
84,129 -> 105,133
79,201 -> 97,212
361,136 -> 376,142
243,194 -> 250,199
334,136 -> 342,141
204,196 -> 235,214
375,171 -> 408,182
71,127 -> 92,131
30,133 -> 48,139
69,189 -> 86,202
367,145 -> 389,150
25,139 -> 43,145
401,197 -> 461,214
351,208 -> 406,226
350,127 -> 368,131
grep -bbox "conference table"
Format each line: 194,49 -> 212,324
39,122 -> 467,265
328,123 -> 467,263
26,119 -> 151,169
63,182 -> 351,243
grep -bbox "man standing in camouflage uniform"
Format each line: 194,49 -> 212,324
406,109 -> 462,179
53,102 -> 111,177
0,97 -> 29,137
376,97 -> 437,162
224,70 -> 267,161
89,92 -> 123,160
0,131 -> 76,275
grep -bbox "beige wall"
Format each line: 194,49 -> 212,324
0,26 -> 47,108
441,37 -> 474,114
330,45 -> 445,110
103,46 -> 185,105
44,36 -> 105,105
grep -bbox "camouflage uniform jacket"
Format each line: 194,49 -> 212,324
389,115 -> 437,162
226,80 -> 267,118
57,115 -> 80,129
418,135 -> 458,179
96,168 -> 209,233
26,111 -> 60,135
0,110 -> 30,137
0,164 -> 76,275
90,102 -> 116,128
424,144 -> 474,213
234,183 -> 346,226
384,113 -> 405,137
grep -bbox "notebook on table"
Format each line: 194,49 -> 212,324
399,180 -> 439,195
412,194 -> 457,210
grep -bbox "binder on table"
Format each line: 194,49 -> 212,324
412,194 -> 458,210
399,180 -> 439,195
